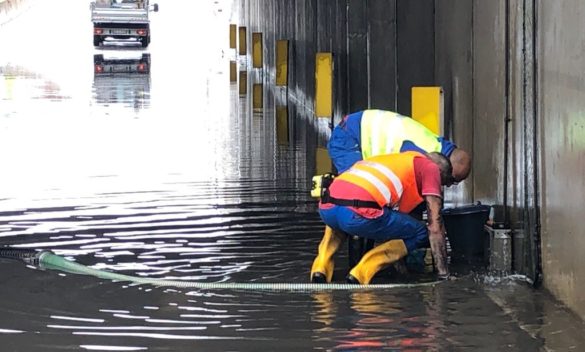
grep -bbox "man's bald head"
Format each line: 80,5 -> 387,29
449,148 -> 472,182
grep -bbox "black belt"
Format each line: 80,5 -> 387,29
321,192 -> 382,210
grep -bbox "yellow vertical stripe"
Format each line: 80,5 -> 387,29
276,106 -> 289,145
252,32 -> 263,68
316,147 -> 332,174
315,52 -> 333,118
229,61 -> 237,82
275,40 -> 289,86
238,27 -> 247,56
239,71 -> 247,95
253,84 -> 263,109
411,86 -> 443,135
229,24 -> 237,49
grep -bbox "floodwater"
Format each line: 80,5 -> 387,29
1,1 -> 585,351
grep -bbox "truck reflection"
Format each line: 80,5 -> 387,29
92,52 -> 151,109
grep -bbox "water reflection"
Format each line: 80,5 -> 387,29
311,289 -> 446,351
0,64 -> 71,112
92,51 -> 151,110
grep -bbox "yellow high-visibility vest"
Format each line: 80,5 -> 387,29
360,110 -> 443,159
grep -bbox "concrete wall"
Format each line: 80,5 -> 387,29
452,0 -> 585,318
538,0 -> 585,320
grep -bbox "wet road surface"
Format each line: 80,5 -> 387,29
1,0 -> 585,351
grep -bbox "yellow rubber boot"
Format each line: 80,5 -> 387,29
347,240 -> 408,285
310,226 -> 347,283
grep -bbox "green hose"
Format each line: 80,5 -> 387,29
36,252 -> 440,291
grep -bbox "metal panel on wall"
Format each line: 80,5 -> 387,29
396,0 -> 435,116
347,0 -> 369,112
434,0 -> 474,205
368,0 -> 397,111
472,0 -> 506,207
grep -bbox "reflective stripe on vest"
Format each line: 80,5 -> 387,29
343,162 -> 404,208
361,110 -> 443,159
336,152 -> 424,212
359,161 -> 403,198
345,169 -> 392,205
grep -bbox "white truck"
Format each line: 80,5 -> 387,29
91,0 -> 159,48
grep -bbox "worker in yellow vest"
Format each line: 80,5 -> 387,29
311,109 -> 471,283
329,109 -> 471,178
312,151 -> 454,284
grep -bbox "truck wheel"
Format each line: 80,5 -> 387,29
141,37 -> 149,48
93,36 -> 101,47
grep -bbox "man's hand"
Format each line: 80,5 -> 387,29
425,195 -> 449,277
437,273 -> 456,281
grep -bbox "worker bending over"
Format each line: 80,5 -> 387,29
312,151 -> 454,284
328,109 -> 471,178
310,109 -> 471,282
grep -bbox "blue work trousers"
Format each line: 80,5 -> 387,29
319,205 -> 428,253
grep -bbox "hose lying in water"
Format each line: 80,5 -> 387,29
0,248 -> 440,291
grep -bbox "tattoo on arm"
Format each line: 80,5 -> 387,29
425,196 -> 449,276
425,199 -> 443,227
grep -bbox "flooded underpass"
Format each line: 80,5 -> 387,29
1,0 -> 585,351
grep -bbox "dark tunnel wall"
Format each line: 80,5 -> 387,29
396,0 -> 435,116
434,1 -> 474,205
368,0 -> 396,111
238,0 -> 436,124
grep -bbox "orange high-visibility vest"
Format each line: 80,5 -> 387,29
335,151 -> 424,213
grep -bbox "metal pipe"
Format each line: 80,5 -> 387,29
529,0 -> 542,288
503,0 -> 511,226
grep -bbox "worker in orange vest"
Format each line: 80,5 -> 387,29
311,151 -> 455,284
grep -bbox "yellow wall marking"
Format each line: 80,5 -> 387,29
230,61 -> 237,82
239,71 -> 247,95
253,84 -> 263,110
316,147 -> 332,174
276,40 -> 289,86
276,106 -> 289,145
411,86 -> 443,135
229,24 -> 237,49
238,26 -> 247,56
315,52 -> 333,118
252,33 -> 263,68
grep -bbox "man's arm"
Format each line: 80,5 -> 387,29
425,195 -> 449,278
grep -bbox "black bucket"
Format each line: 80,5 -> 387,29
442,204 -> 491,265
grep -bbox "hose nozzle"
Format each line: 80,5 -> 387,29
0,247 -> 50,266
